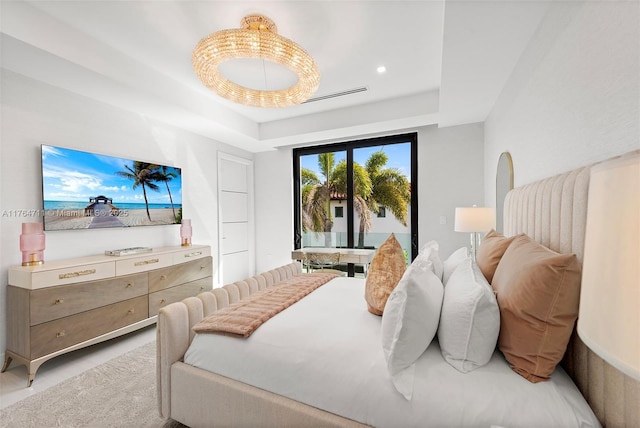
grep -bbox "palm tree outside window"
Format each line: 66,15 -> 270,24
293,133 -> 418,275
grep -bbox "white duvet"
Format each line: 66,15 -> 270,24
185,277 -> 600,428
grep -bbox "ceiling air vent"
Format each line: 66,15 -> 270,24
303,87 -> 368,104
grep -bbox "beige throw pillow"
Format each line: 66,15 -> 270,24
365,233 -> 406,315
492,235 -> 581,383
476,229 -> 520,283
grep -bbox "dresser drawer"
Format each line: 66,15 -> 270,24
148,257 -> 213,293
30,296 -> 148,359
115,253 -> 173,276
172,246 -> 211,264
149,277 -> 212,316
30,273 -> 149,326
25,262 -> 115,289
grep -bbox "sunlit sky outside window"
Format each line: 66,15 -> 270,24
300,143 -> 411,181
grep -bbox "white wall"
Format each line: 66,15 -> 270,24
484,1 -> 640,209
417,123 -> 485,258
0,70 -> 253,355
253,148 -> 294,274
254,122 -> 484,272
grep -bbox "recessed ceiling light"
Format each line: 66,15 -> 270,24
377,66 -> 387,74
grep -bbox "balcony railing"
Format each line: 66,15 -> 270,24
301,231 -> 411,265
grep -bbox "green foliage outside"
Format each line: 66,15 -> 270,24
301,151 -> 411,248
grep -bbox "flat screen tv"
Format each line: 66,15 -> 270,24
41,145 -> 182,231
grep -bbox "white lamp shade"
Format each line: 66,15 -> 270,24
454,207 -> 495,232
578,152 -> 640,381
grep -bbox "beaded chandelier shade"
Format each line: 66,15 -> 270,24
192,15 -> 320,108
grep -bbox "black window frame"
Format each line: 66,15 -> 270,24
293,132 -> 419,263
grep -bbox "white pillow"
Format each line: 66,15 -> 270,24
437,258 -> 500,373
381,255 -> 444,400
418,240 -> 444,280
442,247 -> 469,285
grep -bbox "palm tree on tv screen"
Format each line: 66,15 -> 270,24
115,161 -> 161,221
156,165 -> 179,222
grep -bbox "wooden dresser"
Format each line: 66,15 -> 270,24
2,245 -> 212,386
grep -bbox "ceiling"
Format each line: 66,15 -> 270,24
0,1 -> 552,153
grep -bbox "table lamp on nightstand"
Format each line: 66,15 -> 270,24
454,206 -> 494,261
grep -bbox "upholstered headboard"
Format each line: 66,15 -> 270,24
503,151 -> 639,427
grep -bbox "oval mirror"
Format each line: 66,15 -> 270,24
496,152 -> 514,233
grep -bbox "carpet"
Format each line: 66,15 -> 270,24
0,342 -> 185,428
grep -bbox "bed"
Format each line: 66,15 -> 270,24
157,152 -> 640,427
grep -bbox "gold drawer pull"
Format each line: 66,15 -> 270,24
200,286 -> 205,291
56,330 -> 66,338
134,258 -> 159,266
59,269 -> 96,280
160,275 -> 167,280
200,265 -> 206,270
160,299 -> 166,305
54,298 -> 64,305
128,309 -> 135,314
184,251 -> 202,258
125,283 -> 133,288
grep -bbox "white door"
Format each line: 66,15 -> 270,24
218,152 -> 254,284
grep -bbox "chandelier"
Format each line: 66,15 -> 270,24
192,15 -> 320,108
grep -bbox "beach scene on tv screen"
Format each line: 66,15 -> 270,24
42,145 -> 182,231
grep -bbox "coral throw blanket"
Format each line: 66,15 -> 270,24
193,273 -> 338,337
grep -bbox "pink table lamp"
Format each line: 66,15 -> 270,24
180,219 -> 192,246
20,222 -> 45,266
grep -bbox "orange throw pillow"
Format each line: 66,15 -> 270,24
476,229 -> 519,283
365,233 -> 406,315
492,235 -> 581,382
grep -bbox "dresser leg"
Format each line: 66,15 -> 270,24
1,355 -> 12,372
2,353 -> 36,386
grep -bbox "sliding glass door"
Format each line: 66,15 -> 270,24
351,144 -> 412,262
293,133 -> 418,274
298,149 -> 347,248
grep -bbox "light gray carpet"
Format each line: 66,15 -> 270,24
0,342 -> 185,428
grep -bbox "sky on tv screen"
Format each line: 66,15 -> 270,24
42,145 -> 182,210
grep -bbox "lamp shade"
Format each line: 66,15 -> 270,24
180,219 -> 192,247
578,152 -> 640,381
454,207 -> 495,232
